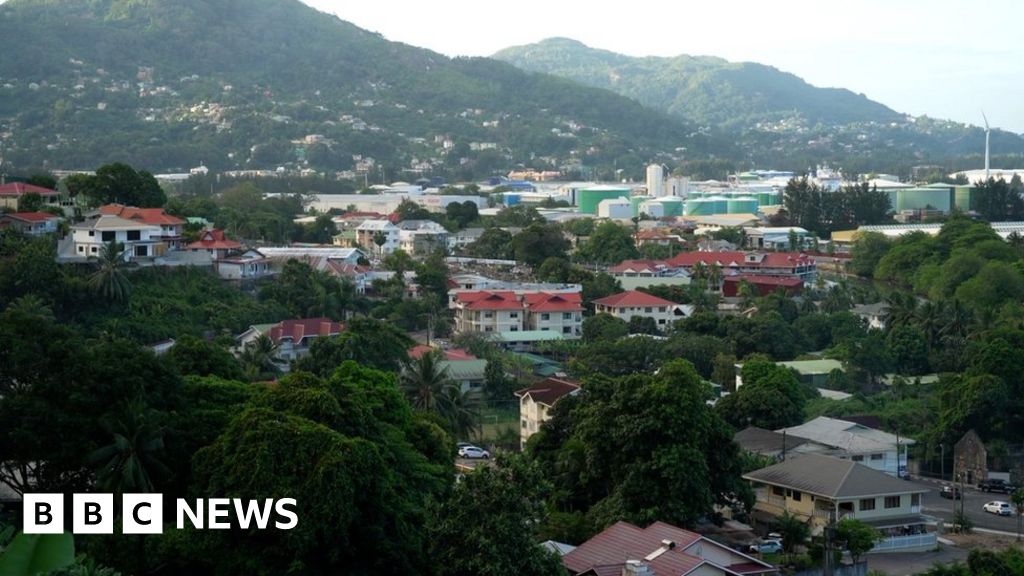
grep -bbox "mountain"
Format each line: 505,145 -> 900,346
0,0 -> 718,178
495,38 -> 901,129
494,38 -> 1024,172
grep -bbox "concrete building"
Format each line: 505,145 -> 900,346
355,220 -> 401,256
0,212 -> 60,235
777,416 -> 912,478
592,290 -> 692,330
515,377 -> 580,449
452,290 -> 583,338
70,215 -> 164,260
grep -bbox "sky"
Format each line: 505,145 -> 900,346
303,0 -> 1024,134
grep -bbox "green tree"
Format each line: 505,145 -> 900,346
776,511 -> 810,553
428,456 -> 565,576
75,163 -> 167,208
238,334 -> 281,381
581,313 -> 628,342
294,317 -> 412,375
18,191 -> 44,212
716,361 -> 807,429
510,223 -> 570,267
87,241 -> 131,302
167,335 -> 245,380
575,221 -> 639,264
87,400 -> 171,494
463,227 -> 513,259
835,518 -> 883,564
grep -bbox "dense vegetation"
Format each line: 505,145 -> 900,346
0,0 -> 715,179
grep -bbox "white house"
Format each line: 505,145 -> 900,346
355,220 -> 401,256
451,290 -> 583,337
215,249 -> 272,280
1,212 -> 61,235
515,378 -> 580,449
592,290 -> 691,330
397,220 -> 449,256
70,215 -> 164,260
778,416 -> 913,478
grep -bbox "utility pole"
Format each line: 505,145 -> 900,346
823,508 -> 836,576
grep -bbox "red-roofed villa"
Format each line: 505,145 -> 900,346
0,182 -> 60,210
592,291 -> 692,330
515,377 -> 580,448
452,290 -> 583,337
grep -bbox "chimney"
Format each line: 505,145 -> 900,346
622,560 -> 654,576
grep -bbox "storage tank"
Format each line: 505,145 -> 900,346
578,185 -> 632,215
954,185 -> 976,212
597,197 -> 632,219
639,200 -> 665,218
894,188 -> 952,212
630,195 -> 652,218
705,195 -> 729,214
655,197 -> 684,217
504,193 -> 521,206
756,191 -> 780,206
685,198 -> 718,216
728,196 -> 760,214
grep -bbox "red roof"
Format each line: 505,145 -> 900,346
4,211 -> 59,223
563,521 -> 703,575
408,345 -> 478,361
326,261 -> 371,277
0,183 -> 59,197
723,274 -> 804,287
607,259 -> 668,275
515,377 -> 580,407
100,204 -> 185,226
523,292 -> 584,312
186,229 -> 242,251
667,250 -> 813,269
339,211 -> 385,220
592,290 -> 676,308
267,318 -> 343,345
454,291 -> 523,311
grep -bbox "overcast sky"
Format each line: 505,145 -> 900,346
303,0 -> 1024,134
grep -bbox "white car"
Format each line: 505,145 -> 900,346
458,446 -> 490,459
983,501 -> 1014,516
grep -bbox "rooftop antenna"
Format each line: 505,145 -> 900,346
982,111 -> 990,180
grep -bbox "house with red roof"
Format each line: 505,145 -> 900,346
592,290 -> 692,330
666,251 -> 816,282
515,377 -> 580,449
0,212 -> 61,235
70,214 -> 164,260
0,182 -> 60,211
452,290 -> 584,338
186,229 -> 243,259
99,204 -> 187,250
721,275 -> 803,298
562,520 -> 776,576
214,249 -> 272,281
236,317 -> 344,367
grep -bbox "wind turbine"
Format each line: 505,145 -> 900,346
982,111 -> 990,180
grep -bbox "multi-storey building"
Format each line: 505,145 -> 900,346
451,290 -> 583,337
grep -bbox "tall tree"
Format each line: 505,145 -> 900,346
87,241 -> 131,302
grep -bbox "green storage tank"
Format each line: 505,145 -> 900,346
685,199 -> 717,216
656,197 -> 684,217
705,195 -> 729,214
630,195 -> 651,218
954,185 -> 976,212
728,197 -> 760,214
894,187 -> 952,212
757,191 -> 780,206
578,185 -> 631,215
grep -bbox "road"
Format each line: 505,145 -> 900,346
908,477 -> 1021,534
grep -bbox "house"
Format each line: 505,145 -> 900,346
562,520 -> 777,576
0,212 -> 60,235
409,345 -> 488,395
397,220 -> 449,256
0,182 -> 61,210
186,229 -> 242,259
743,227 -> 811,250
515,377 -> 580,449
452,290 -> 584,338
744,454 -> 934,553
666,251 -> 816,282
98,204 -> 186,250
449,227 -> 485,252
215,249 -> 272,280
733,426 -> 817,461
742,359 -> 845,388
634,229 -> 685,247
777,416 -> 913,477
592,290 -> 692,330
70,215 -> 164,260
236,318 -> 343,367
721,275 -> 803,298
852,302 -> 889,330
355,220 -> 400,256
257,247 -> 367,270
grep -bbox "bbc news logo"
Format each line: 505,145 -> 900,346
24,494 -> 298,534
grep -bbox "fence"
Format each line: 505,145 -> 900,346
870,532 -> 937,553
792,561 -> 867,576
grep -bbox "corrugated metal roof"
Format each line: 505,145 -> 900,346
743,454 -> 926,500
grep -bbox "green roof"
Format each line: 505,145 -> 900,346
440,359 -> 488,381
493,331 -> 569,343
777,359 -> 844,375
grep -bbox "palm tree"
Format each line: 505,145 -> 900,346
883,291 -> 917,330
240,334 -> 280,381
401,350 -> 457,414
87,400 -> 170,494
372,231 -> 387,260
88,240 -> 131,302
444,386 -> 481,442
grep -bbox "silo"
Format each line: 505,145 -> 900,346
578,185 -> 632,215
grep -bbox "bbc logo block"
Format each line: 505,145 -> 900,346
24,494 -> 298,534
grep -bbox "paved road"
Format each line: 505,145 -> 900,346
908,477 -> 1021,534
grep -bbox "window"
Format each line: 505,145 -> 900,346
88,230 -> 95,237
790,490 -> 802,502
78,246 -> 84,253
852,455 -> 864,462
541,313 -> 550,321
772,486 -> 785,496
563,312 -> 572,320
871,453 -> 884,460
484,312 -> 493,319
91,246 -> 98,254
659,307 -> 667,312
859,498 -> 876,511
127,230 -> 141,241
884,496 -> 900,509
510,326 -> 518,332
510,312 -> 518,318
645,307 -> 653,313
101,231 -> 115,242
521,420 -> 527,429
562,326 -> 572,334
541,327 -> 549,331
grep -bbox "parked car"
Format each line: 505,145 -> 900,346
939,485 -> 961,499
978,479 -> 1015,493
749,540 -> 783,554
458,446 -> 490,459
456,442 -> 473,449
982,501 -> 1014,516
